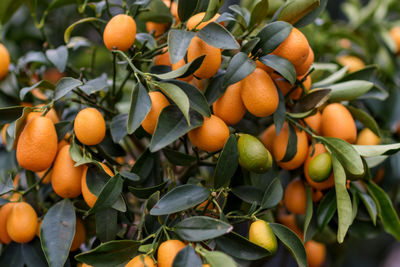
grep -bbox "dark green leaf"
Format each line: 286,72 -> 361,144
249,0 -> 269,28
137,0 -> 172,23
261,177 -> 283,209
127,82 -> 151,134
273,88 -> 286,134
252,21 -> 292,56
64,18 -> 106,43
214,135 -> 238,188
303,186 -> 313,241
346,106 -> 380,137
46,46 -> 68,72
89,174 -> 124,214
357,190 -> 377,225
277,0 -> 319,24
53,77 -> 83,101
95,208 -> 118,242
240,38 -> 260,54
0,0 -> 25,25
0,242 -> 24,267
259,54 -> 296,85
21,239 -> 47,267
173,246 -> 202,267
340,65 -> 377,82
292,89 -> 331,113
177,0 -> 199,22
54,121 -> 73,142
168,29 -> 196,64
280,123 -> 297,162
0,106 -> 24,124
20,80 -> 55,100
80,74 -> 108,95
131,149 -> 155,182
163,148 -> 196,166
295,0 -> 328,28
153,55 -> 205,80
316,189 -> 336,230
223,52 -> 256,88
197,22 -> 239,50
203,0 -> 225,21
205,73 -> 225,105
120,171 -> 140,182
110,114 -> 128,143
231,185 -> 263,205
128,181 -> 168,199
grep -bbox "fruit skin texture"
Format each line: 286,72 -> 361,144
52,145 -> 84,198
187,12 -> 220,30
305,240 -> 326,267
337,55 -> 365,73
261,124 -> 276,152
213,82 -> 246,125
125,255 -> 156,267
321,103 -> 357,143
272,28 -> 310,67
187,36 -> 221,79
81,163 -> 113,208
70,218 -> 86,251
390,26 -> 400,53
304,111 -> 322,135
249,220 -> 278,254
0,44 -> 10,80
146,21 -> 169,36
103,14 -> 136,51
356,128 -> 380,145
238,134 -> 272,173
188,115 -> 229,152
272,123 -> 308,170
142,92 -> 170,135
157,240 -> 186,267
284,178 -> 307,215
74,108 -> 106,145
241,68 -> 279,117
296,46 -> 314,76
16,116 -> 58,172
6,202 -> 38,243
155,49 -> 171,66
308,152 -> 332,182
304,144 -> 335,190
0,203 -> 15,244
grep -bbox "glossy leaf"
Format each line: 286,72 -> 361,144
110,113 -> 128,143
261,177 -> 283,209
197,22 -> 239,50
162,148 -> 196,166
127,82 -> 151,134
95,208 -> 118,242
80,74 -> 108,95
46,46 -> 68,72
168,29 -> 196,64
303,186 -> 313,241
346,106 -> 380,137
316,190 -> 336,230
252,21 -> 292,56
172,246 -> 202,267
177,0 -> 199,22
280,123 -> 298,162
312,67 -> 348,88
0,106 -> 25,124
89,174 -> 124,214
277,0 -> 320,24
259,54 -> 296,85
64,17 -> 105,43
329,80 -> 374,102
20,80 -> 55,100
0,242 -> 24,267
273,88 -> 286,134
357,190 -> 377,225
295,0 -> 328,27
54,121 -> 73,142
223,52 -> 256,88
214,135 -> 239,189
154,55 -> 205,80
249,0 -> 269,28
128,181 -> 168,199
53,77 -> 83,100
231,185 -> 263,205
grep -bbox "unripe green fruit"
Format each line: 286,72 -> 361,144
238,134 -> 272,173
308,152 -> 332,182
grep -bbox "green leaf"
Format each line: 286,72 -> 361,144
0,242 -> 24,267
174,216 -> 233,241
0,174 -> 14,195
331,155 -> 352,243
153,55 -> 205,80
41,199 -> 76,267
259,54 -> 296,85
280,123 -> 298,162
168,29 -> 196,64
177,0 -> 199,22
21,239 -> 47,267
249,0 -> 269,28
316,189 -> 336,230
197,22 -> 239,50
273,88 -> 286,134
0,0 -> 25,25
131,149 -> 155,182
303,186 -> 313,241
64,17 -> 106,43
120,171 -> 140,182
128,181 -> 168,199
223,52 -> 256,88
162,148 -> 196,166
295,0 -> 327,28
291,89 -> 331,113
75,240 -> 140,267
20,80 -> 56,100
203,251 -> 237,267
252,21 -> 292,56
357,190 -> 377,225
95,208 -> 118,242
366,181 -> 400,241
150,184 -> 210,215
110,114 -> 128,143
137,0 -> 172,23
0,106 -> 24,124
312,67 -> 348,88
269,223 -> 307,267
277,0 -> 320,25
328,80 -> 374,102
127,82 -> 151,134
89,174 -> 124,214
214,135 -> 238,189
205,73 -> 225,105
353,143 -> 400,157
261,177 -> 283,209
240,38 -> 260,54
53,77 -> 83,101
231,185 -> 263,205
340,65 -> 377,82
215,232 -> 270,260
172,246 -> 202,267
150,106 -> 203,152
46,46 -> 68,72
80,74 -> 108,95
346,106 -> 380,137
203,0 -> 225,21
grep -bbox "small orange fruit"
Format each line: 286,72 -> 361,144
213,82 -> 246,125
337,55 -> 365,73
125,254 -> 156,267
16,116 -> 58,172
0,202 -> 15,244
390,26 -> 400,53
43,68 -> 65,84
295,46 -> 314,76
141,91 -> 170,135
356,128 -> 380,145
304,111 -> 322,135
81,163 -> 113,208
70,218 -> 86,251
321,103 -> 357,143
26,104 -> 59,124
0,44 -> 10,80
52,145 -> 84,198
241,68 -> 279,117
36,169 -> 52,184
103,14 -> 137,51
305,240 -> 326,267
271,73 -> 311,100
277,211 -> 302,238
6,202 -> 38,243
146,21 -> 170,36
187,36 -> 221,79
188,115 -> 229,152
260,124 -> 276,152
157,240 -> 186,267
154,49 -> 171,66
74,108 -> 106,145
283,178 -> 307,215
187,12 -> 220,30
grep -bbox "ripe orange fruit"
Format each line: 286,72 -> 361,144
305,240 -> 326,267
271,73 -> 311,100
304,111 -> 322,135
172,59 -> 192,81
195,200 -> 218,217
70,218 -> 86,251
52,145 -> 84,198
141,91 -> 170,135
0,44 -> 10,80
272,123 -> 308,170
155,49 -> 171,66
6,202 -> 38,243
0,203 -> 15,244
188,115 -> 229,152
213,82 -> 246,125
187,36 -> 221,79
81,163 -> 113,208
241,68 -> 279,117
36,169 -> 52,184
146,21 -> 170,36
277,211 -> 302,238
164,0 -> 179,23
390,26 -> 400,53
103,14 -> 136,51
356,128 -> 380,145
16,116 -> 58,172
187,12 -> 220,30
337,55 -> 365,73
125,254 -> 156,267
157,240 -> 186,267
249,220 -> 278,254
261,124 -> 276,152
74,108 -> 106,145
295,46 -> 314,76
1,124 -> 8,145
272,28 -> 310,68
26,104 -> 59,124
283,178 -> 307,215
321,103 -> 357,143
304,143 -> 335,190
312,189 -> 324,202
255,60 -> 274,74
43,68 -> 65,84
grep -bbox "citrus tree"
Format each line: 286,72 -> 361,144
0,0 -> 400,267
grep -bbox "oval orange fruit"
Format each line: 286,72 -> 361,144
6,202 -> 38,243
103,14 -> 137,51
187,12 -> 220,30
81,163 -> 113,208
157,239 -> 186,267
187,36 -> 221,79
141,91 -> 170,135
0,44 -> 10,80
74,108 -> 106,145
213,82 -> 246,125
283,178 -> 307,215
321,103 -> 357,143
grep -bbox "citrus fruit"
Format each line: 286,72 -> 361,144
74,108 -> 106,145
283,178 -> 307,214
187,115 -> 229,152
295,46 -> 314,76
272,123 -> 308,170
356,128 -> 380,145
81,163 -> 113,208
260,124 -> 276,152
196,200 -> 218,217
52,145 -> 84,198
172,59 -> 192,81
70,217 -> 86,251
249,220 -> 278,254
36,169 -> 52,184
154,49 -> 171,66
187,12 -> 220,30
213,82 -> 246,125
43,68 -> 65,84
125,254 -> 156,267
304,143 -> 335,190
6,202 -> 38,243
0,44 -> 10,80
187,36 -> 221,79
305,240 -> 326,267
16,116 -> 58,172
308,152 -> 332,182
271,73 -> 311,100
1,124 -> 8,145
337,55 -> 365,73
0,202 -> 15,244
277,210 -> 303,238
141,91 -> 170,135
238,134 -> 272,173
157,239 -> 186,267
304,111 -> 322,135
146,21 -> 169,36
321,103 -> 357,143
390,26 -> 400,53
312,189 -> 324,202
241,68 -> 279,117
26,104 -> 59,124
103,14 -> 136,51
